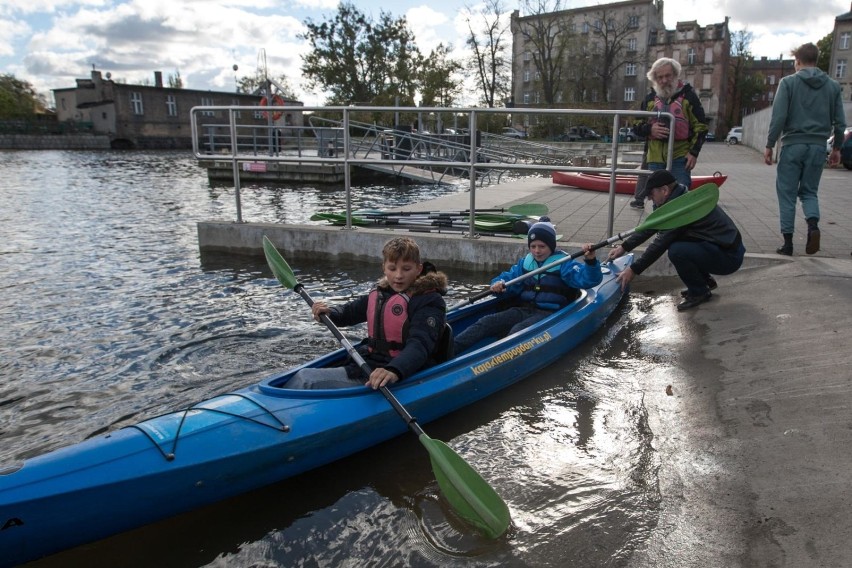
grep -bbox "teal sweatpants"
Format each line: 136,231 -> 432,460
775,143 -> 824,234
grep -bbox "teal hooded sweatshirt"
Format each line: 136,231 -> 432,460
765,67 -> 846,149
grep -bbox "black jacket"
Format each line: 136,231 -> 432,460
622,184 -> 741,274
327,270 -> 448,380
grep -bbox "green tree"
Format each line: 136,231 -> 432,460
816,32 -> 833,72
583,6 -> 636,105
514,0 -> 573,107
0,74 -> 42,119
464,0 -> 511,108
726,29 -> 764,129
418,43 -> 463,107
167,70 -> 183,89
300,2 -> 422,106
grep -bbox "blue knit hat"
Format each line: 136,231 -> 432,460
527,216 -> 557,253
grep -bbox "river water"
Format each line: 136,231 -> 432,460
2,150 -> 664,567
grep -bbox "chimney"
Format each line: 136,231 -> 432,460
154,71 -> 163,88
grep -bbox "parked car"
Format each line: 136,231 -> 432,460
618,127 -> 637,142
502,127 -> 527,139
726,126 -> 743,144
705,132 -> 716,142
827,127 -> 852,155
556,126 -> 602,142
830,126 -> 852,170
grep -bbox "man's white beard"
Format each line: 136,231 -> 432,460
654,83 -> 676,100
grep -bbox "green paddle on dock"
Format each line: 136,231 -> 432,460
262,236 -> 512,540
452,183 -> 722,308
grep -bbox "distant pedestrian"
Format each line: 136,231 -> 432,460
764,42 -> 846,256
630,58 -> 708,209
607,170 -> 745,311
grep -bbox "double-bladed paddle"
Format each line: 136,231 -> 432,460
262,236 -> 511,540
310,203 -> 548,222
452,182 -> 721,309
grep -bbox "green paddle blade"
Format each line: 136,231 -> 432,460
507,203 -> 548,217
262,236 -> 299,289
636,183 -> 720,232
421,435 -> 511,539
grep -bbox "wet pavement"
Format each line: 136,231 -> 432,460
406,142 -> 852,567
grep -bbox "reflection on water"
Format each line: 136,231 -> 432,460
2,150 -> 661,567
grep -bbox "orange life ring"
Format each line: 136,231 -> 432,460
260,94 -> 284,120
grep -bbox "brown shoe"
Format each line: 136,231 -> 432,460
806,229 -> 820,255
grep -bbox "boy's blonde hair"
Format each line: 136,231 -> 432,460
382,237 -> 422,264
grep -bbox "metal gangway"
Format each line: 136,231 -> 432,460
190,104 -> 672,236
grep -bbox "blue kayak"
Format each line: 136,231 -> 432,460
0,256 -> 632,566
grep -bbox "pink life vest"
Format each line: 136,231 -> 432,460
652,94 -> 690,141
366,289 -> 410,357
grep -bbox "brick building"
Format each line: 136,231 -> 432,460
830,3 -> 852,102
509,0 -> 730,137
53,70 -> 301,149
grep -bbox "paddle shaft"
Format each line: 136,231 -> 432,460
453,182 -> 721,307
261,235 -> 511,538
292,283 -> 426,437
455,229 -> 635,306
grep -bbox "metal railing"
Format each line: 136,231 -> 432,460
190,105 -> 674,236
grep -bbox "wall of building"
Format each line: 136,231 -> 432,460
742,101 -> 852,152
0,134 -> 111,150
53,70 -> 303,150
830,6 -> 852,102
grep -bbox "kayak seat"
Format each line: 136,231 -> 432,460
432,323 -> 454,363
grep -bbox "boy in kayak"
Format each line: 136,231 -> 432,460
606,169 -> 745,311
287,237 -> 449,390
453,218 -> 601,355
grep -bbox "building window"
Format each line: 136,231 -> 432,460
524,69 -> 530,82
704,47 -> 713,64
524,51 -> 531,61
687,48 -> 696,65
535,91 -> 541,104
768,75 -> 776,85
523,92 -> 530,104
837,59 -> 848,79
201,96 -> 214,117
841,32 -> 851,50
130,92 -> 143,115
582,22 -> 589,34
231,99 -> 241,118
768,91 -> 774,102
556,90 -> 563,103
591,89 -> 599,103
624,87 -> 636,102
628,15 -> 639,28
534,71 -> 541,81
627,37 -> 637,52
625,62 -> 637,76
607,19 -> 615,31
166,95 -> 177,117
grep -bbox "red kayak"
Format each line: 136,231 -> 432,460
551,171 -> 727,194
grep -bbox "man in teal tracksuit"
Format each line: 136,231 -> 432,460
764,42 -> 846,256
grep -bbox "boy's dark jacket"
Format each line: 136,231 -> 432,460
325,270 -> 449,381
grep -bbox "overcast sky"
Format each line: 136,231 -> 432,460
1,0 -> 848,106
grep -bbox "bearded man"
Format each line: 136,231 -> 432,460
628,58 -> 709,208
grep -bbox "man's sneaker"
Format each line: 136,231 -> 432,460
806,229 -> 820,255
680,276 -> 717,297
629,200 -> 644,209
776,244 -> 793,256
677,291 -> 712,311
